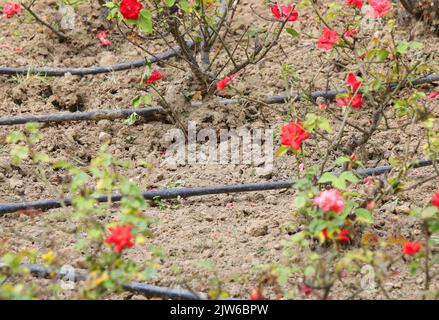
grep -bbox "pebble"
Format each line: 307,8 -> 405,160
247,224 -> 268,237
98,131 -> 112,143
395,205 -> 411,215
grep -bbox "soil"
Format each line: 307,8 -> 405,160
0,0 -> 438,300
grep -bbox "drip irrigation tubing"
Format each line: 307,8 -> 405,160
0,262 -> 203,299
0,159 -> 433,215
1,73 -> 438,126
0,107 -> 164,126
0,41 -> 194,77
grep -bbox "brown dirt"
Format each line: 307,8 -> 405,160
0,0 -> 438,299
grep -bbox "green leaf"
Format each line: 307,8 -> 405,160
164,0 -> 175,6
396,41 -> 409,55
355,208 -> 373,224
420,206 -> 438,220
138,9 -> 153,33
367,49 -> 389,61
286,27 -> 299,37
340,171 -> 359,183
335,156 -> 351,165
275,145 -> 289,157
317,117 -> 332,133
178,0 -> 191,13
294,195 -> 307,209
318,172 -> 337,184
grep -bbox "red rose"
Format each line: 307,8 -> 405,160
144,70 -> 163,84
369,0 -> 392,18
345,0 -> 363,9
338,230 -> 350,242
346,72 -> 362,92
318,27 -> 340,51
119,0 -> 143,20
249,288 -> 265,300
428,91 -> 438,99
104,224 -> 135,253
402,241 -> 421,256
299,284 -> 313,295
281,120 -> 310,150
2,1 -> 21,18
344,29 -> 358,38
97,31 -> 111,47
270,4 -> 298,22
432,190 -> 439,209
336,94 -> 364,108
217,74 -> 236,91
313,189 -> 345,213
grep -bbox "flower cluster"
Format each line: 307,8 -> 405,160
97,31 -> 111,47
336,73 -> 364,108
270,4 -> 298,21
119,0 -> 143,20
318,27 -> 340,51
217,74 -> 236,91
144,70 -> 164,84
2,1 -> 21,18
280,121 -> 310,150
313,189 -> 345,213
402,241 -> 421,256
345,0 -> 363,9
369,0 -> 393,18
104,224 -> 135,253
432,190 -> 439,209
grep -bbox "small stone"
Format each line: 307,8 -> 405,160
247,224 -> 268,237
416,277 -> 424,285
164,161 -> 177,171
395,205 -> 410,215
98,132 -> 112,143
392,282 -> 402,289
0,157 -> 11,172
9,178 -> 23,190
204,215 -> 214,222
97,120 -> 112,131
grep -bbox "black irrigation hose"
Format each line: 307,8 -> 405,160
1,73 -> 439,126
0,42 -> 195,77
227,73 -> 439,105
0,262 -> 202,299
0,107 -> 164,126
0,159 -> 433,215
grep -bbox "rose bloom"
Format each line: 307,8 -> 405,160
432,190 -> 439,209
313,189 -> 345,213
402,241 -> 421,256
345,0 -> 363,9
217,74 -> 236,91
428,91 -> 439,99
317,27 -> 340,51
338,229 -> 350,242
343,29 -> 358,38
346,72 -> 362,92
369,0 -> 392,18
2,1 -> 21,18
270,4 -> 298,21
336,94 -> 364,108
144,70 -> 163,84
119,0 -> 143,20
104,225 -> 135,253
249,288 -> 265,300
280,120 -> 310,150
97,31 -> 111,47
